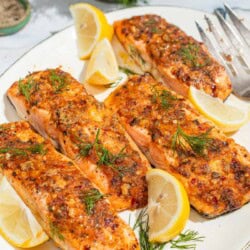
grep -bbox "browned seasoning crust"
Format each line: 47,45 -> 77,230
0,121 -> 139,250
114,14 -> 232,100
105,74 -> 250,218
7,68 -> 149,211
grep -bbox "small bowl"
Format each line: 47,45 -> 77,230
0,0 -> 31,36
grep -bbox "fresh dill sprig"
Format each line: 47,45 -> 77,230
133,209 -> 204,250
106,76 -> 123,88
151,85 -> 177,110
50,70 -> 67,93
118,0 -> 147,6
18,78 -> 35,102
171,124 -> 212,156
129,45 -> 146,65
77,129 -> 100,157
170,230 -> 205,249
80,188 -> 104,215
178,44 -> 211,68
77,129 -> 129,176
0,147 -> 27,156
133,209 -> 167,250
0,143 -> 47,157
119,66 -> 136,76
27,143 -> 47,155
50,222 -> 64,241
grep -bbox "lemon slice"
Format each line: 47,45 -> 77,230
189,86 -> 248,133
85,38 -> 119,85
70,3 -> 113,59
0,176 -> 49,248
146,169 -> 190,243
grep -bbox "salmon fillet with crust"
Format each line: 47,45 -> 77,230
0,121 -> 139,250
7,69 -> 149,211
105,74 -> 250,218
114,14 -> 232,100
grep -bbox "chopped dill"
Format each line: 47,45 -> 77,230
50,222 -> 64,241
170,230 -> 205,249
80,188 -> 104,215
77,129 -> 100,158
133,209 -> 167,250
171,124 -> 212,156
106,77 -> 123,88
18,78 -> 35,102
0,147 -> 27,156
151,85 -> 177,110
129,45 -> 146,65
77,129 -> 129,177
133,209 -> 205,250
50,70 -> 67,93
0,143 -> 47,157
178,44 -> 211,68
27,143 -> 47,155
119,66 -> 136,76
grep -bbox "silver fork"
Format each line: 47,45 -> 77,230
195,3 -> 250,99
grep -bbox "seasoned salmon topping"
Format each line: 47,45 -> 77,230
8,69 -> 149,211
114,14 -> 232,99
105,74 -> 250,218
0,121 -> 139,250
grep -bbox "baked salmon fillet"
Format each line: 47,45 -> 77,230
0,121 -> 139,250
105,74 -> 250,218
7,69 -> 149,211
114,14 -> 232,100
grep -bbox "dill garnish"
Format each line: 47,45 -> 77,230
171,124 -> 212,156
129,45 -> 146,65
170,230 -> 205,249
18,78 -> 35,102
50,222 -> 64,241
151,85 -> 177,110
105,76 -> 123,88
77,129 -> 129,177
0,143 -> 47,157
77,129 -> 100,158
80,188 -> 104,215
50,70 -> 67,93
119,66 -> 136,76
118,0 -> 147,6
133,209 -> 204,250
0,147 -> 27,156
178,44 -> 211,68
133,209 -> 167,250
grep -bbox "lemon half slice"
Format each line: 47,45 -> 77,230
189,86 -> 248,133
85,38 -> 119,85
146,169 -> 190,243
0,176 -> 48,248
70,3 -> 113,59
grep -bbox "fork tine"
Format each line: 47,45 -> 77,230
214,10 -> 244,48
195,21 -> 224,63
224,3 -> 250,47
214,10 -> 250,69
204,15 -> 234,58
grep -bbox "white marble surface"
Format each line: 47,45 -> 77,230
1,0 -> 250,75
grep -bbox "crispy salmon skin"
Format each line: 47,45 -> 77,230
114,14 -> 232,100
7,69 -> 149,212
0,121 -> 139,250
105,74 -> 250,218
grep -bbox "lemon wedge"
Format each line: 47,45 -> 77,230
189,86 -> 248,133
146,169 -> 190,243
0,176 -> 49,248
70,3 -> 113,59
85,38 -> 119,85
